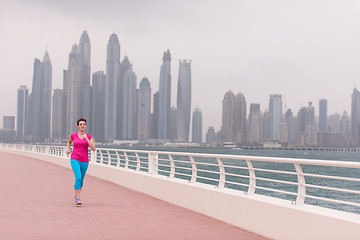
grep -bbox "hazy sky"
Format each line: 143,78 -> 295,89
1,0 -> 360,133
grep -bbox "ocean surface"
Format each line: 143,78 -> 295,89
101,146 -> 360,214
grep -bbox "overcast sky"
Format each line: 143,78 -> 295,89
1,0 -> 360,133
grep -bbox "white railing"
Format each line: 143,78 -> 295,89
2,143 -> 360,213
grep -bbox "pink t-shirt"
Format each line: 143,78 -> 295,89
70,133 -> 92,162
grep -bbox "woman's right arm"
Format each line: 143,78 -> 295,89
66,135 -> 72,155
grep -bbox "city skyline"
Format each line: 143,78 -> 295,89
2,1 -> 360,133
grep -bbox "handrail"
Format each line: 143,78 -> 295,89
2,143 -> 360,214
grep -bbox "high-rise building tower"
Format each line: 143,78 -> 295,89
92,71 -> 106,142
351,88 -> 360,144
285,109 -> 296,145
28,58 -> 42,138
176,59 -> 191,142
192,108 -> 202,143
17,85 -> 29,139
219,90 -> 235,142
297,102 -> 315,145
3,116 -> 15,130
340,111 -> 351,136
319,98 -> 327,132
117,56 -> 132,139
105,33 -> 121,142
40,51 -> 52,140
262,110 -> 271,141
206,127 -> 216,144
65,44 -> 81,135
28,51 -> 52,141
151,92 -> 159,139
158,50 -> 171,140
248,103 -> 261,144
233,92 -> 246,144
79,31 -> 91,87
79,31 -> 91,117
137,77 -> 152,141
121,69 -> 137,140
269,94 -> 282,141
328,113 -> 341,132
52,89 -> 63,141
169,107 -> 177,141
82,85 -> 93,132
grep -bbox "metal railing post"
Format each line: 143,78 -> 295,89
246,160 -> 256,194
135,152 -> 140,171
190,156 -> 197,183
148,151 -> 158,175
91,149 -> 97,163
294,163 -> 306,205
124,151 -> 129,169
169,155 -> 175,178
216,157 -> 225,188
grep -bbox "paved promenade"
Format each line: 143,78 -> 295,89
0,151 -> 269,240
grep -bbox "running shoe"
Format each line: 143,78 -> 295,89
75,196 -> 82,206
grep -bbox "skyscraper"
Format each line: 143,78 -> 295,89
121,69 -> 137,140
169,107 -> 177,141
192,108 -> 202,143
269,94 -> 282,141
17,85 -> 29,139
262,110 -> 271,141
151,92 -> 159,139
28,51 -> 52,141
206,127 -> 216,144
351,88 -> 360,144
340,111 -> 351,136
117,56 -> 132,139
248,103 -> 261,144
105,33 -> 121,141
137,77 -> 151,141
82,85 -> 93,132
40,51 -> 52,140
158,50 -> 171,140
219,90 -> 235,142
65,44 -> 81,135
79,31 -> 91,117
52,89 -> 63,141
92,71 -> 106,142
28,58 -> 42,138
285,109 -> 296,145
3,116 -> 15,130
319,98 -> 327,132
297,102 -> 315,145
176,59 -> 191,142
233,92 -> 246,144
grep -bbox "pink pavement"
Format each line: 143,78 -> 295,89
0,151 -> 269,240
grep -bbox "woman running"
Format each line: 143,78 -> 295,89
66,118 -> 96,206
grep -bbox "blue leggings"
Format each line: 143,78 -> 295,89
70,160 -> 89,190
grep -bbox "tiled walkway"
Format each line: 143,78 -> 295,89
0,151 -> 269,240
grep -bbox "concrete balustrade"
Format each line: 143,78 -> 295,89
2,144 -> 360,240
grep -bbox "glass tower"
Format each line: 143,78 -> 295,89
176,59 -> 191,142
269,94 -> 282,141
105,33 -> 121,141
158,50 -> 171,140
319,98 -> 327,132
192,108 -> 202,143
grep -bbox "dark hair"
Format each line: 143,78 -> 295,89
77,118 -> 87,126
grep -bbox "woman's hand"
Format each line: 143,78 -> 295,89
66,149 -> 71,155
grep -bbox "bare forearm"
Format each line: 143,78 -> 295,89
88,139 -> 96,151
89,142 -> 96,151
